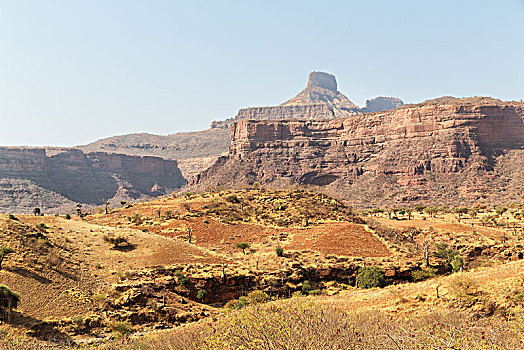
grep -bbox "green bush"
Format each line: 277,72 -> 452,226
451,255 -> 464,273
64,213 -> 71,220
301,280 -> 312,294
7,214 -> 17,221
276,246 -> 284,257
197,289 -> 207,301
357,266 -> 386,289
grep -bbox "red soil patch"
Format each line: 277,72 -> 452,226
286,222 -> 390,257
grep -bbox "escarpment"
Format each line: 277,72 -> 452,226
193,97 -> 524,207
0,148 -> 186,213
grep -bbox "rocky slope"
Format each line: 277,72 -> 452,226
192,97 -> 524,207
0,148 -> 186,214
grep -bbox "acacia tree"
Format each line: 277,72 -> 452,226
236,242 -> 250,254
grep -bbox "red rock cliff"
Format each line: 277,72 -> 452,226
193,97 -> 524,207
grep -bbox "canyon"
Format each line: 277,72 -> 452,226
193,97 -> 524,207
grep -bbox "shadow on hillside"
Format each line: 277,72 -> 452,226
7,266 -> 51,284
112,243 -> 136,252
10,311 -> 76,346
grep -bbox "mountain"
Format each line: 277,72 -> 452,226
192,97 -> 524,208
0,148 -> 186,214
79,72 -> 403,179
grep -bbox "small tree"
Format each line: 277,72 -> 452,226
236,242 -> 250,254
196,289 -> 207,302
356,266 -> 386,289
0,284 -> 20,322
451,255 -> 464,273
276,246 -> 284,257
0,247 -> 14,270
33,207 -> 41,216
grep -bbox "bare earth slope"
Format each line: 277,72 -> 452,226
192,97 -> 524,208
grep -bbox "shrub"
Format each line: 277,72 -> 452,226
448,276 -> 478,306
175,271 -> 188,286
196,289 -> 207,301
275,246 -> 284,257
38,223 -> 48,229
103,235 -> 129,247
203,219 -> 209,224
7,214 -> 17,221
64,213 -> 71,220
273,200 -> 286,211
246,290 -> 269,304
301,280 -> 312,294
411,268 -> 437,281
357,266 -> 386,289
451,255 -> 464,273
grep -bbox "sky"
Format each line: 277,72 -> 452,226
0,0 -> 523,147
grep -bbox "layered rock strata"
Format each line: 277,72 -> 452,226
0,148 -> 186,213
193,97 -> 524,207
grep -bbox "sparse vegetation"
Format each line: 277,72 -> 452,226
103,235 -> 129,248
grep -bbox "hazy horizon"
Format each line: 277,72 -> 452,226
1,0 -> 523,147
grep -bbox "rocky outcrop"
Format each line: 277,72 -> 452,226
193,97 -> 524,207
0,148 -> 186,213
362,97 -> 404,113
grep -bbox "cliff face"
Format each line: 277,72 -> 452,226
0,148 -> 186,213
193,97 -> 524,207
235,104 -> 335,121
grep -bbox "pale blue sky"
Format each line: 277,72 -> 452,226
1,0 -> 523,146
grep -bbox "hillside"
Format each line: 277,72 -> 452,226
0,189 -> 522,347
192,97 -> 524,208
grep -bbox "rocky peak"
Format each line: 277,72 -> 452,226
307,71 -> 337,92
